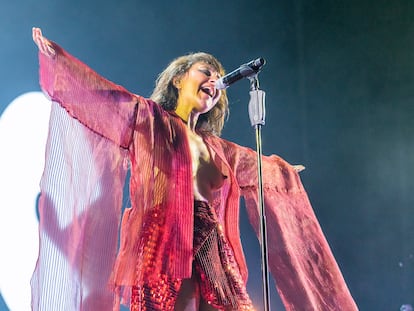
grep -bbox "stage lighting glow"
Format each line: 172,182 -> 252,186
0,92 -> 51,310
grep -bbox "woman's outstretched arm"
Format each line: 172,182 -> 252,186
32,27 -> 140,148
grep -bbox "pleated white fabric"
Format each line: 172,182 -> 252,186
31,102 -> 128,310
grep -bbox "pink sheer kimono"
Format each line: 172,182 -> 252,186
31,42 -> 358,310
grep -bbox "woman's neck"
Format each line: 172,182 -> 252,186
175,106 -> 199,132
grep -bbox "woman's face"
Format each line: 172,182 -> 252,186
175,62 -> 222,115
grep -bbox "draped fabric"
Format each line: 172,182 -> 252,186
31,42 -> 358,310
30,101 -> 129,310
206,138 -> 359,310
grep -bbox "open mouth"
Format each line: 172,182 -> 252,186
200,86 -> 213,97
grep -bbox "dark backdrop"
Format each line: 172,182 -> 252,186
1,0 -> 413,309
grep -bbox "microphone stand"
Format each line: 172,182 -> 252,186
247,74 -> 271,311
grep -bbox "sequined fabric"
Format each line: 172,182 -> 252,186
193,201 -> 254,310
130,201 -> 254,311
130,275 -> 181,311
129,203 -> 182,311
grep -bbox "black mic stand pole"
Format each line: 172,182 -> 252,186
248,74 -> 271,311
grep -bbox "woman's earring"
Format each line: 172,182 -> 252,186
173,78 -> 181,90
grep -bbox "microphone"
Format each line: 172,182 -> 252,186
215,58 -> 266,90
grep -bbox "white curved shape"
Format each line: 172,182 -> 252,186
0,92 -> 51,311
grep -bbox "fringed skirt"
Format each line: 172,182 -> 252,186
130,201 -> 254,310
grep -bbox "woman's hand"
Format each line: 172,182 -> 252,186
32,27 -> 56,58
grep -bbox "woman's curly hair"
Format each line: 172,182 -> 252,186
150,52 -> 228,136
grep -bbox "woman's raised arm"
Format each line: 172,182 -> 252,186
31,27 -> 143,148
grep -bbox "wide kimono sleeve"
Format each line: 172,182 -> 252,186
31,43 -> 143,311
38,41 -> 138,148
224,140 -> 358,310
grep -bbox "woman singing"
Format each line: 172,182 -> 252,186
31,27 -> 357,311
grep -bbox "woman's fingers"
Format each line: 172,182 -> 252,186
32,27 -> 56,58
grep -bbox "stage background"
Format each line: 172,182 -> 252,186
1,0 -> 413,310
